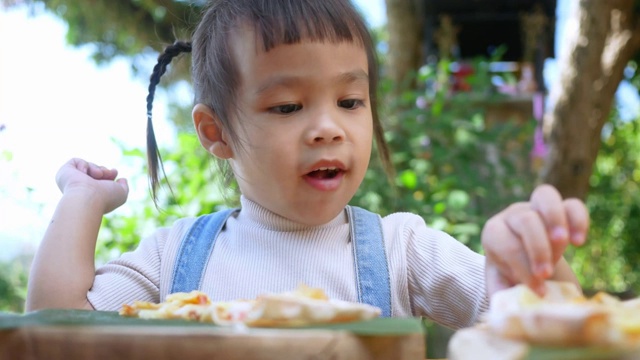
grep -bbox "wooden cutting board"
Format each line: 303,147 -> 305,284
0,310 -> 426,360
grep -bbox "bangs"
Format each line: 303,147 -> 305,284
248,0 -> 364,51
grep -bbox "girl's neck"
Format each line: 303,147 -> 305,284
237,196 -> 348,231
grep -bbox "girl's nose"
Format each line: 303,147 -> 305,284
305,112 -> 346,145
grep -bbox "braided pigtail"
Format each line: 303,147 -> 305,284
146,41 -> 192,204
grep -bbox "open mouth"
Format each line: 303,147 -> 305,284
307,167 -> 342,179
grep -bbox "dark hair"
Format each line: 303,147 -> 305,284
146,0 -> 393,203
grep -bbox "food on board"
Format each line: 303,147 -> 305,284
485,281 -> 640,347
449,281 -> 640,360
120,285 -> 381,327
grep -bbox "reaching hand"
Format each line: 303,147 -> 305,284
55,158 -> 129,214
481,184 -> 589,297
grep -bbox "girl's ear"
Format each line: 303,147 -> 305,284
192,103 -> 233,159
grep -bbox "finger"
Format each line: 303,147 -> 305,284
530,184 -> 569,237
485,264 -> 513,298
111,177 -> 129,205
116,178 -> 129,194
98,166 -> 118,181
482,217 -> 546,295
57,158 -> 89,190
530,184 -> 570,261
505,209 -> 553,279
69,157 -> 90,173
86,164 -> 118,181
486,241 -> 546,296
563,198 -> 589,246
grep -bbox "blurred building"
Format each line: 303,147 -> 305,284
423,0 -> 556,92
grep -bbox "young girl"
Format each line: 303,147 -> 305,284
26,0 -> 589,330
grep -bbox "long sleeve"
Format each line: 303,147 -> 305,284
383,213 -> 489,329
87,224 -> 174,311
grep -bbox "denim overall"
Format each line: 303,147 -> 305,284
169,206 -> 392,317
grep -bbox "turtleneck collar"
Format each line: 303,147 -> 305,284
236,196 -> 349,232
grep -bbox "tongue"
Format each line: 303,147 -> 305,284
309,170 -> 332,179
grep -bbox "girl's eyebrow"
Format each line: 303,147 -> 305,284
254,69 -> 369,96
336,69 -> 369,86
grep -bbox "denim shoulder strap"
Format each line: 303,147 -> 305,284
170,208 -> 237,294
347,206 -> 392,317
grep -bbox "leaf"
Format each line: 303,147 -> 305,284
398,170 -> 418,189
447,190 -> 470,210
0,309 -> 425,335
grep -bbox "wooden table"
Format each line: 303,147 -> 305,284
0,310 -> 427,360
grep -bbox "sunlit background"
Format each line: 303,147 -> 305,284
2,0 -> 639,267
3,3 -> 640,357
0,1 -> 386,261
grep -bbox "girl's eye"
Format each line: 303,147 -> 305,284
338,99 -> 364,110
270,104 -> 302,114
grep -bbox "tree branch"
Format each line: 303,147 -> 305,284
601,0 -> 640,96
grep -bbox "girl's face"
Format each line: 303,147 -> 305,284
226,27 -> 373,226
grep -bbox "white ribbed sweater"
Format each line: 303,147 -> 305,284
88,197 -> 489,329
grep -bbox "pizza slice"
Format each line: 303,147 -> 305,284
449,281 -> 640,360
484,281 -> 640,347
120,285 -> 381,327
120,290 -> 214,321
242,285 -> 381,327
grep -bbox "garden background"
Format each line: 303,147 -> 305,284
1,3 -> 640,353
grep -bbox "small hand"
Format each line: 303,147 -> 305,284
482,184 -> 589,297
55,158 -> 129,214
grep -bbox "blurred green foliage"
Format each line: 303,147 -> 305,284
26,0 -> 198,71
568,110 -> 640,295
353,53 -> 536,252
0,255 -> 29,313
95,133 -> 234,263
